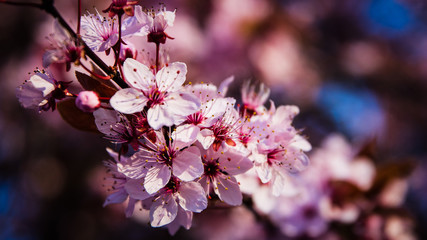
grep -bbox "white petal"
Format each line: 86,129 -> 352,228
150,194 -> 178,227
165,91 -> 201,124
197,129 -> 215,149
216,175 -> 242,206
173,125 -> 199,150
177,182 -> 207,212
124,178 -> 152,200
255,162 -> 272,183
291,135 -> 312,152
110,88 -> 147,114
147,104 -> 174,130
135,7 -> 154,26
144,164 -> 171,194
173,146 -> 203,181
160,9 -> 176,27
271,105 -> 300,127
200,97 -> 232,127
123,58 -> 154,90
271,171 -> 287,197
121,7 -> 150,37
156,62 -> 187,92
16,73 -> 56,108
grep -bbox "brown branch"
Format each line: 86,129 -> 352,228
1,0 -> 128,89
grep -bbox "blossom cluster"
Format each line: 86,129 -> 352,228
13,1 -> 311,235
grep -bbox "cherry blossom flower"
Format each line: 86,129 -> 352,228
134,5 -> 175,44
16,70 -> 71,112
147,177 -> 207,227
42,21 -> 83,71
198,146 -> 252,205
81,10 -> 119,52
103,148 -> 142,217
118,127 -> 203,195
270,189 -> 328,238
184,78 -> 235,128
240,81 -> 270,118
110,58 -> 200,130
80,7 -> 148,52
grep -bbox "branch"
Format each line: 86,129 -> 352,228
1,0 -> 128,89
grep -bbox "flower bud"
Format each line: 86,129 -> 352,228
76,91 -> 101,113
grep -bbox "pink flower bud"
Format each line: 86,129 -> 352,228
76,91 -> 101,113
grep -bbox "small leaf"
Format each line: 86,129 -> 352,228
57,98 -> 99,132
75,71 -> 117,98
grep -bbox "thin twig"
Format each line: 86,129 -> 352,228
77,0 -> 81,35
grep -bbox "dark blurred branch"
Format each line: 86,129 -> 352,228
0,0 -> 128,89
0,0 -> 43,8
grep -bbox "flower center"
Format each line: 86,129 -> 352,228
186,111 -> 205,125
146,87 -> 166,107
203,158 -> 221,178
157,146 -> 174,166
164,176 -> 180,194
266,148 -> 286,166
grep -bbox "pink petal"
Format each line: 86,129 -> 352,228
117,155 -> 148,179
150,194 -> 178,227
123,58 -> 154,91
197,175 -> 210,195
110,88 -> 148,114
177,182 -> 207,213
93,109 -> 121,136
125,198 -> 137,217
218,149 -> 253,175
103,188 -> 128,207
173,146 -> 203,181
124,178 -> 152,200
215,175 -> 242,206
167,206 -> 192,235
156,62 -> 187,92
218,76 -> 234,97
144,164 -> 171,194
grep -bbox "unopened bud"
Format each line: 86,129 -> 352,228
76,91 -> 101,113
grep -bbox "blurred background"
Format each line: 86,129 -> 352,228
1,0 -> 426,239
